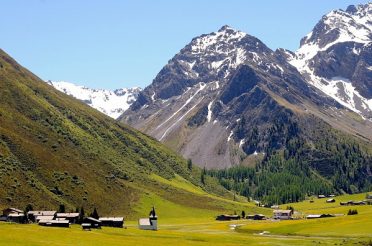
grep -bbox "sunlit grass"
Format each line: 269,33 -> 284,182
0,193 -> 371,246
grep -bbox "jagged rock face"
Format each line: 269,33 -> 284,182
120,25 -> 372,169
131,25 -> 280,110
288,3 -> 372,118
46,81 -> 141,119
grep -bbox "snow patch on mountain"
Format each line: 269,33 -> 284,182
207,101 -> 214,123
47,81 -> 141,119
305,75 -> 371,115
289,3 -> 371,70
288,3 -> 372,118
183,25 -> 251,80
190,25 -> 246,54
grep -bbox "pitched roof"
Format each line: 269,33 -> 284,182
306,214 -> 322,218
85,217 -> 101,223
99,217 -> 124,222
28,211 -> 56,216
56,213 -> 79,218
273,210 -> 292,213
35,215 -> 55,221
3,208 -> 23,214
8,213 -> 25,217
39,219 -> 69,224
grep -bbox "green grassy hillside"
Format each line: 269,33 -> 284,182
0,49 -> 252,218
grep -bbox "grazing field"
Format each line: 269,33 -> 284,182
0,193 -> 371,246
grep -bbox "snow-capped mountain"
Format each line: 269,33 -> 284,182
287,3 -> 372,118
121,24 -> 372,169
47,81 -> 141,119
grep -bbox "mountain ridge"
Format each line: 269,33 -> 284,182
287,2 -> 372,118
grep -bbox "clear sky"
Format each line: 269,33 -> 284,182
0,0 -> 367,89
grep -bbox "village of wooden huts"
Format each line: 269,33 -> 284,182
0,207 -> 124,229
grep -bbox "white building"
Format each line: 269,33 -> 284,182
138,207 -> 157,231
273,209 -> 292,220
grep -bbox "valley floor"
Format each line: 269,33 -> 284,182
0,193 -> 371,246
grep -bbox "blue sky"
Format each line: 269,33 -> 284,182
0,0 -> 367,89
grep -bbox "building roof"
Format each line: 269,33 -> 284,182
4,208 -> 23,213
220,214 -> 240,217
39,219 -> 69,224
306,214 -> 322,218
84,217 -> 101,223
273,210 -> 292,213
139,218 -> 151,226
36,215 -> 55,221
99,217 -> 124,222
28,211 -> 56,216
56,213 -> 79,218
8,213 -> 25,217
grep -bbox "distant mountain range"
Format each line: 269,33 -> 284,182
46,81 -> 141,119
55,4 -> 371,122
121,3 -> 372,171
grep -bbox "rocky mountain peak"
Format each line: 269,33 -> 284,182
217,24 -> 235,32
288,2 -> 372,119
130,25 -> 278,110
122,23 -> 364,168
299,3 -> 371,53
346,2 -> 372,15
187,25 -> 248,55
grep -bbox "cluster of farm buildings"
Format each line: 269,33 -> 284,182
217,194 -> 372,221
216,209 -> 294,221
0,207 -> 158,231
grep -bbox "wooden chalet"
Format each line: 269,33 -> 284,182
82,217 -> 102,229
246,214 -> 265,220
27,211 -> 56,222
215,214 -> 240,221
1,208 -> 25,223
326,198 -> 336,203
2,208 -> 23,216
56,213 -> 79,224
273,210 -> 292,220
99,217 -> 124,228
340,200 -> 367,206
306,214 -> 334,219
